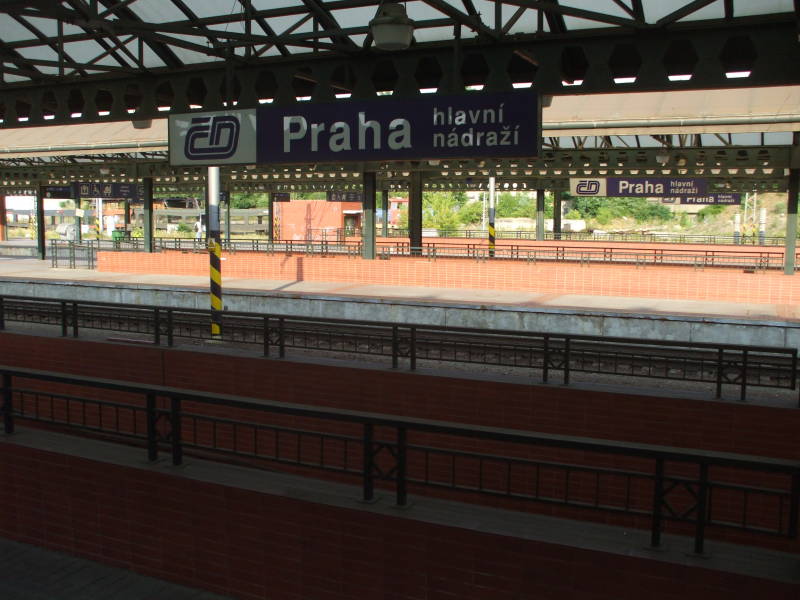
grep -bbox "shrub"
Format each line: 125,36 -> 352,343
696,205 -> 725,221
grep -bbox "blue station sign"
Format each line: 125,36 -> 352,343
169,90 -> 540,166
43,185 -> 76,199
76,182 -> 143,199
570,177 -> 708,198
673,194 -> 741,205
327,191 -> 363,202
43,183 -> 144,199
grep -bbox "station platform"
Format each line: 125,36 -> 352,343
2,254 -> 800,351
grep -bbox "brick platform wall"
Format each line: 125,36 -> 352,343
1,442 -> 794,600
2,332 -> 798,553
97,250 -> 800,304
1,332 -> 798,460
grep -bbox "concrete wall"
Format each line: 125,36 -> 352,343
97,250 -> 800,306
3,276 -> 800,351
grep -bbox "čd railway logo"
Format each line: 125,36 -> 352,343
185,115 -> 240,159
575,179 -> 601,195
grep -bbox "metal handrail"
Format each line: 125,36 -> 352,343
46,238 -> 799,271
0,294 -> 796,403
381,228 -> 788,246
1,364 -> 797,556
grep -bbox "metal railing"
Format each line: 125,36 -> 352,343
382,228 -> 787,246
49,240 -> 97,269
48,238 -> 797,271
0,295 -> 796,403
1,365 -> 797,555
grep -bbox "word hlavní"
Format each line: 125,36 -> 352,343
432,103 -> 518,148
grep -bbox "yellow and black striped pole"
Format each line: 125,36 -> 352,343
207,166 -> 223,338
209,232 -> 223,336
488,175 -> 496,257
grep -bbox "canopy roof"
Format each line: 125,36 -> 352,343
0,1 -> 795,85
0,85 -> 796,160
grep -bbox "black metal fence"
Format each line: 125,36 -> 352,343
1,365 -> 797,556
48,237 -> 796,271
381,229 -> 787,246
49,240 -> 97,269
0,295 -> 796,404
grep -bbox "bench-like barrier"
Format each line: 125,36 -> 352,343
0,295 -> 796,404
1,365 -> 797,556
48,238 -> 798,271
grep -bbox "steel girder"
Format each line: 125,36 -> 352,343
0,18 -> 797,128
0,146 -> 790,194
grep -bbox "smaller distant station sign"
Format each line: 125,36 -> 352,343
570,177 -> 707,198
43,185 -> 76,199
668,194 -> 741,205
42,183 -> 144,200
327,191 -> 363,202
568,177 -> 738,204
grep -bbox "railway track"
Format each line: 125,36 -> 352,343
1,295 -> 796,403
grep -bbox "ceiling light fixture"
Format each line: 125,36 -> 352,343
370,3 -> 414,51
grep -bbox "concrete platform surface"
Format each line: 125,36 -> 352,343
1,255 -> 798,323
0,537 -> 230,599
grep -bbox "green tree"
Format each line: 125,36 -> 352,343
423,192 -> 461,232
496,192 -> 533,217
458,201 -> 483,225
230,192 -> 269,209
396,204 -> 409,230
572,196 -> 672,224
494,192 -> 555,219
696,205 -> 725,221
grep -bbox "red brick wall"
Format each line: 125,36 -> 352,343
97,250 -> 800,304
1,332 -> 798,460
277,199 -> 362,240
2,332 -> 798,553
1,442 -> 793,600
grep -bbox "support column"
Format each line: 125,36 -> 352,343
759,207 -> 766,246
553,190 -> 562,240
224,190 -> 231,245
97,198 -> 104,238
0,194 -> 6,241
536,188 -> 546,241
142,178 -> 154,252
362,171 -> 376,260
268,192 -> 275,242
204,192 -> 210,240
409,171 -> 423,255
488,176 -> 496,257
36,184 -> 46,260
73,186 -> 82,244
734,213 -> 741,245
123,199 -> 130,239
785,165 -> 799,275
208,166 -> 223,337
381,189 -> 389,237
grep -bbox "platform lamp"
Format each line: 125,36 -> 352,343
370,2 -> 414,51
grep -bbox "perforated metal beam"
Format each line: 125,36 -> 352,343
0,18 -> 797,127
0,146 -> 790,195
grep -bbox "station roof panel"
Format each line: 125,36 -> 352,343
0,86 -> 795,160
0,1 -> 795,86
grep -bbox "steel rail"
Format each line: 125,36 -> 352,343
1,364 -> 797,556
0,295 -> 796,403
48,239 -> 798,271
